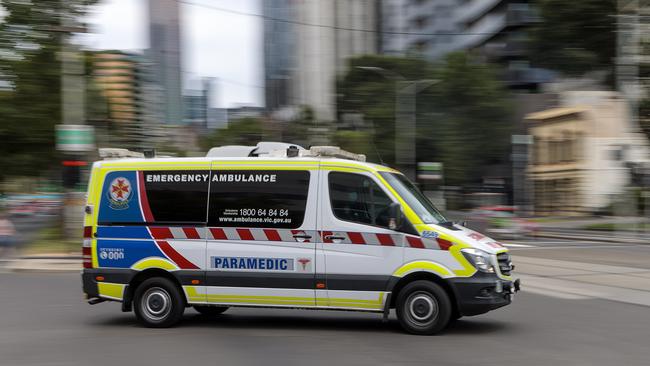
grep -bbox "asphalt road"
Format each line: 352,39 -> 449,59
1,269 -> 649,366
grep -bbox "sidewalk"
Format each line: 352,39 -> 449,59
535,230 -> 649,244
0,254 -> 80,273
515,255 -> 650,307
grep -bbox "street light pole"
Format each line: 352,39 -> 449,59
395,81 -> 416,180
355,66 -> 438,181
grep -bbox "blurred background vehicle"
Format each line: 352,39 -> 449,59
468,205 -> 538,240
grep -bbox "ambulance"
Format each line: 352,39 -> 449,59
81,142 -> 519,335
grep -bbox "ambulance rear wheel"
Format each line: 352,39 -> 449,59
133,277 -> 185,328
193,305 -> 229,316
396,280 -> 451,335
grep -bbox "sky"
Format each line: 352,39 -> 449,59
83,0 -> 264,108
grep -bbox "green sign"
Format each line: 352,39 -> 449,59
56,125 -> 94,152
417,162 -> 443,180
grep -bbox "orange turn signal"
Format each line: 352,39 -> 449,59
316,282 -> 326,289
95,276 -> 104,281
191,279 -> 200,285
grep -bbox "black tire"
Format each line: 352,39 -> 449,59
193,305 -> 229,316
133,277 -> 185,328
396,280 -> 452,335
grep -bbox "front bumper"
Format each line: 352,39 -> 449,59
448,273 -> 520,316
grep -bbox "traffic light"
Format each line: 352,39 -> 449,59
62,160 -> 87,189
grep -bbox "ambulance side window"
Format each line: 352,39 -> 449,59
207,170 -> 310,229
328,172 -> 393,228
143,170 -> 209,224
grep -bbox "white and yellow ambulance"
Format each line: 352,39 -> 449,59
82,142 -> 519,334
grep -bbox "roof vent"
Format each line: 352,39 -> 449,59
207,142 -> 305,157
98,148 -> 144,159
304,146 -> 366,162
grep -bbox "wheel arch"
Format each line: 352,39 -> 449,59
388,271 -> 459,318
122,269 -> 187,312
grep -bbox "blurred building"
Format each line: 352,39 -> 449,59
147,0 -> 183,125
227,106 -> 265,121
263,0 -> 295,112
526,91 -> 650,215
381,0 -> 553,90
380,0 -> 409,55
382,0 -> 461,58
183,78 -> 215,127
459,0 -> 553,90
92,51 -> 167,149
264,0 -> 379,120
93,52 -> 139,126
207,108 -> 228,130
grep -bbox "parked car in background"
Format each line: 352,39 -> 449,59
469,206 -> 538,240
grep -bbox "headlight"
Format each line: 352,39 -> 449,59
461,248 -> 495,273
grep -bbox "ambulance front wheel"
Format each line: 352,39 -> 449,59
133,277 -> 185,328
396,280 -> 452,335
193,305 -> 229,316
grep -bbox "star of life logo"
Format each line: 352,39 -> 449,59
107,177 -> 132,210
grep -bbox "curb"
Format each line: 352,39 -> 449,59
1,258 -> 81,273
535,232 -> 649,245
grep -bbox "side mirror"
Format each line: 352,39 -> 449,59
388,202 -> 403,231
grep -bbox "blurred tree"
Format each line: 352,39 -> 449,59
200,107 -> 324,154
337,55 -> 433,165
337,53 -> 513,186
279,106 -> 317,148
0,0 -> 97,190
200,117 -> 264,150
530,0 -> 617,81
332,130 -> 374,160
423,53 -> 514,185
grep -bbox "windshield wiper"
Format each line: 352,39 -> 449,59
437,221 -> 461,231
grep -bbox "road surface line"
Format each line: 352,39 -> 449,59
502,243 -> 535,248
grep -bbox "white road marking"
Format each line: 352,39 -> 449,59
502,243 -> 535,248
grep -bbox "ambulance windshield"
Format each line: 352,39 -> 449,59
379,172 -> 446,225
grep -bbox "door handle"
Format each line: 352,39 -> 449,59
324,235 -> 345,241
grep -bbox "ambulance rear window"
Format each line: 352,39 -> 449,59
97,170 -> 210,225
143,170 -> 209,224
207,170 -> 309,229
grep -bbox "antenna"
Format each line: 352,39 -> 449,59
370,138 -> 385,166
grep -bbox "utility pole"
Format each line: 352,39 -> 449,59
395,81 -> 417,180
617,0 -> 650,228
57,0 -> 90,240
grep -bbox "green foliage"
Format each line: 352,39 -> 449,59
337,55 -> 434,164
530,0 -> 616,79
425,53 -> 513,185
200,106 -> 324,153
0,0 -> 98,185
337,53 -> 514,186
200,117 -> 264,150
332,130 -> 374,160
